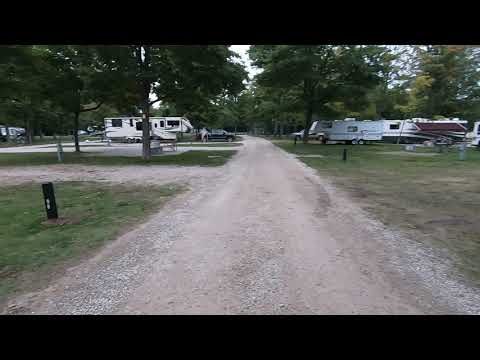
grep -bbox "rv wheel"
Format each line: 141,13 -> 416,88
351,139 -> 358,145
358,139 -> 365,145
317,135 -> 324,143
136,138 -> 141,143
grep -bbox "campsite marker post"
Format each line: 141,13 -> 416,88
42,182 -> 58,220
459,143 -> 466,161
56,140 -> 64,163
343,148 -> 347,161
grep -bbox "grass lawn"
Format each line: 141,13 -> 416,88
274,140 -> 480,286
0,181 -> 183,305
0,150 -> 237,167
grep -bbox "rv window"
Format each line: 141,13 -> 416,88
129,119 -> 134,127
111,119 -> 123,127
389,124 -> 400,130
167,120 -> 180,127
136,122 -> 143,131
347,126 -> 358,132
322,122 -> 332,128
154,123 -> 158,128
160,121 -> 165,127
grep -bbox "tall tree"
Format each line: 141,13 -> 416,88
96,45 -> 247,159
0,46 -> 52,144
412,45 -> 480,120
250,45 -> 382,142
43,46 -> 119,151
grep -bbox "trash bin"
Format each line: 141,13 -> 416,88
151,140 -> 162,154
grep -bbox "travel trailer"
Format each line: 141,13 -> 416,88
471,121 -> 480,147
312,119 -> 384,144
104,117 -> 193,142
0,125 -> 25,141
382,118 -> 468,144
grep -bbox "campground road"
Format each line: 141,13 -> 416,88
7,136 -> 478,314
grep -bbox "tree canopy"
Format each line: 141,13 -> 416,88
1,45 -> 480,150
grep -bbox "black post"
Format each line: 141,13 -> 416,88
42,182 -> 58,219
294,136 -> 297,146
343,148 -> 347,161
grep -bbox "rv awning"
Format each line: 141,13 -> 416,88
414,123 -> 467,132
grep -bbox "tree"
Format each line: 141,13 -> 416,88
96,45 -> 247,160
250,45 -> 382,142
387,45 -> 480,123
43,46 -> 121,151
0,46 -> 53,144
411,46 -> 480,120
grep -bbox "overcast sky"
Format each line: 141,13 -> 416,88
230,45 -> 260,80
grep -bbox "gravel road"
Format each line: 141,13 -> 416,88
5,136 -> 480,314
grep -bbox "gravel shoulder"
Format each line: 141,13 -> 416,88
4,136 -> 478,314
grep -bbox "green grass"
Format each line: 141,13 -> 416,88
0,181 -> 183,304
177,143 -> 242,147
274,140 -> 480,285
0,150 -> 237,167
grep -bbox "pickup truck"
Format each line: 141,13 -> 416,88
200,129 -> 236,142
292,129 -> 325,142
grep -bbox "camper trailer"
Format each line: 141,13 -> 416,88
0,125 -> 25,142
471,121 -> 480,147
312,119 -> 384,144
382,118 -> 468,144
104,116 -> 193,142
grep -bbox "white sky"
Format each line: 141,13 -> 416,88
229,45 -> 260,81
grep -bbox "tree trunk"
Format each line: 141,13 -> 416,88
142,98 -> 151,161
303,102 -> 313,144
25,117 -> 33,145
5,125 -> 10,142
280,123 -> 284,139
73,111 -> 80,152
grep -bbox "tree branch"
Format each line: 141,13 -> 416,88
80,102 -> 103,112
0,96 -> 23,103
149,98 -> 161,106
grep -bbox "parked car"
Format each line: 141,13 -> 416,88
205,129 -> 236,142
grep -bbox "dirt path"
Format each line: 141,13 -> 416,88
6,136 -> 479,314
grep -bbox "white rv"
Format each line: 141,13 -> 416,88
104,116 -> 193,142
0,125 -> 25,141
471,121 -> 480,147
382,118 -> 468,144
312,119 -> 383,144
